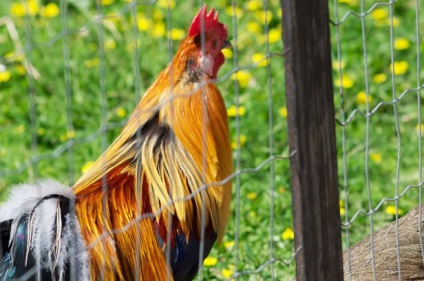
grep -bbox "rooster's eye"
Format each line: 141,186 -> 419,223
212,39 -> 217,49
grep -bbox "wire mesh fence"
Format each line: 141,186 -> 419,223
0,0 -> 295,280
332,0 -> 424,280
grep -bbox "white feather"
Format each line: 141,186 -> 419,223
0,179 -> 89,281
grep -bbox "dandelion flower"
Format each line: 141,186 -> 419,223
340,207 -> 345,215
373,73 -> 387,84
137,15 -> 152,32
391,61 -> 408,76
157,0 -> 175,9
0,70 -> 11,82
356,91 -> 372,104
152,21 -> 166,38
10,3 -> 26,17
385,205 -> 403,216
224,241 -> 234,249
247,22 -> 261,34
282,228 -> 294,240
231,135 -> 247,150
203,257 -> 217,267
279,107 -> 288,118
246,0 -> 262,11
81,161 -> 94,173
252,53 -> 268,67
394,38 -> 410,50
247,192 -> 257,200
227,105 -> 246,118
225,6 -> 243,17
338,0 -> 358,6
370,152 -> 382,163
116,107 -> 127,118
101,0 -> 114,6
222,265 -> 235,279
40,3 -> 60,18
231,71 -> 252,88
371,8 -> 388,21
168,28 -> 185,41
334,74 -> 354,88
255,10 -> 273,25
105,39 -> 116,50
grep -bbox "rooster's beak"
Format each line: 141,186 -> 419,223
222,40 -> 232,49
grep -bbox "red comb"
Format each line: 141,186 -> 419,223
188,4 -> 228,39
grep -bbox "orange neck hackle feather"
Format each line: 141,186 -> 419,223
72,35 -> 232,280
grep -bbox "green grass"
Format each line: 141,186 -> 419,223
0,0 -> 423,280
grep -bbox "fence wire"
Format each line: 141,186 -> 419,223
0,0 -> 294,280
332,0 -> 424,280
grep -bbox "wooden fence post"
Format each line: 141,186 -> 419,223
280,0 -> 344,280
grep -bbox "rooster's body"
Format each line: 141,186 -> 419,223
0,5 -> 232,281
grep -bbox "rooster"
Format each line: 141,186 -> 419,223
0,5 -> 232,281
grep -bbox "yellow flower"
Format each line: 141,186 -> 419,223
391,61 -> 408,76
28,0 -> 39,16
224,241 -> 234,249
340,207 -> 345,215
81,161 -> 94,173
67,130 -> 76,139
5,52 -> 24,62
16,65 -> 26,76
227,105 -> 246,117
153,10 -> 164,20
332,60 -> 346,70
385,205 -> 403,216
84,58 -> 100,68
370,152 -> 382,163
394,38 -> 410,50
356,91 -> 372,105
338,0 -> 358,6
225,6 -> 243,18
282,228 -> 294,240
10,3 -> 26,17
373,73 -> 387,84
203,256 -> 217,267
0,71 -> 11,82
231,134 -> 246,150
415,124 -> 424,135
101,0 -> 114,6
231,70 -> 252,88
268,29 -> 281,43
279,106 -> 288,118
222,265 -> 235,279
137,15 -> 152,31
246,0 -> 262,10
334,74 -> 354,88
152,21 -> 166,38
105,39 -> 116,50
40,3 -> 60,18
247,192 -> 257,200
222,48 -> 233,59
371,8 -> 388,21
255,10 -> 273,25
251,53 -> 268,67
157,0 -> 175,9
389,17 -> 400,27
116,107 -> 126,118
247,22 -> 261,34
168,28 -> 185,41
339,199 -> 345,207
